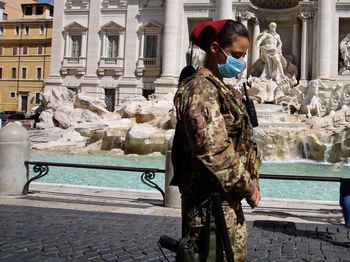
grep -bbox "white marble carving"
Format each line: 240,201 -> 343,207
255,22 -> 288,83
340,33 -> 350,75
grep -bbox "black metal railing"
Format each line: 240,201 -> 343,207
24,160 -> 343,206
260,173 -> 342,182
24,161 -> 166,204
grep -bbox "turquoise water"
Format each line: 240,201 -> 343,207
29,151 -> 350,201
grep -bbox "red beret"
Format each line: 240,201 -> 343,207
190,19 -> 230,51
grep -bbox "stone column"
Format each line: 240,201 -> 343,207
154,0 -> 182,94
138,31 -> 145,68
292,18 -> 301,70
64,33 -> 69,57
81,32 -> 88,58
45,0 -> 65,87
80,0 -> 103,99
237,11 -> 254,79
300,13 -> 308,82
218,0 -> 232,19
119,0 -> 141,99
101,33 -> 106,57
317,0 -> 336,80
251,18 -> 260,65
300,12 -> 313,84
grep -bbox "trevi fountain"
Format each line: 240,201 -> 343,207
31,26 -> 350,164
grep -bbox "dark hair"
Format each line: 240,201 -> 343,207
216,20 -> 249,48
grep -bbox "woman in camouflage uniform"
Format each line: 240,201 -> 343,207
171,19 -> 261,261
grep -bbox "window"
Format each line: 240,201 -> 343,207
36,67 -> 42,79
35,93 -> 41,104
0,47 -> 3,55
11,68 -> 17,79
63,22 -> 87,59
24,6 -> 33,15
107,35 -> 119,58
13,47 -> 18,55
71,35 -> 81,57
15,26 -> 19,36
23,46 -> 28,55
36,5 -> 44,15
49,7 -> 54,17
0,27 -> 3,36
144,35 -> 157,58
22,67 -> 27,79
24,26 -> 30,35
38,46 -> 43,54
10,92 -> 16,98
39,25 -> 45,35
0,68 -> 2,79
137,21 -> 162,72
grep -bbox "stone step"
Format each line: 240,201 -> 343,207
257,123 -> 310,129
255,104 -> 286,113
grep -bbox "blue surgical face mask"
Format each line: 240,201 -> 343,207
217,46 -> 246,78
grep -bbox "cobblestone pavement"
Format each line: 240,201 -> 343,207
0,204 -> 350,262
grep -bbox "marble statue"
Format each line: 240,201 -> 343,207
255,22 -> 288,83
247,22 -> 299,111
293,79 -> 329,117
247,77 -> 275,103
340,33 -> 350,74
341,84 -> 350,106
325,84 -> 344,115
317,92 -> 329,117
300,81 -> 350,130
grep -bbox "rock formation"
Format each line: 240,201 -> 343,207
30,86 -> 176,157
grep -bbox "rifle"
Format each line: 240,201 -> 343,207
158,193 -> 234,261
243,82 -> 259,127
211,193 -> 234,261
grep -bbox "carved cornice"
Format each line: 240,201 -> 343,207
139,0 -> 164,8
291,15 -> 301,24
65,0 -> 89,9
336,3 -> 350,11
101,0 -> 126,8
300,11 -> 314,21
236,10 -> 255,21
183,3 -> 216,13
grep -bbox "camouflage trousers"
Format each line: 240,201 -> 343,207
181,196 -> 247,262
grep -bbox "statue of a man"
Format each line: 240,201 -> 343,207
340,33 -> 350,70
256,22 -> 288,82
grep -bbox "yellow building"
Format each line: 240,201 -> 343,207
0,2 -> 53,113
2,0 -> 38,20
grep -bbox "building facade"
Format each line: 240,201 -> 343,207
46,0 -> 350,111
0,2 -> 53,112
2,0 -> 38,21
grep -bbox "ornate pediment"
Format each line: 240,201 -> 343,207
138,21 -> 163,34
251,0 -> 299,9
64,22 -> 88,32
100,21 -> 125,33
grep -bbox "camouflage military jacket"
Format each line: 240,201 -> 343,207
172,68 -> 261,202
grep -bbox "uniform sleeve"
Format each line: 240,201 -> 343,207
180,79 -> 255,198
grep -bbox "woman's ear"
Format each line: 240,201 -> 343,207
209,42 -> 220,55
